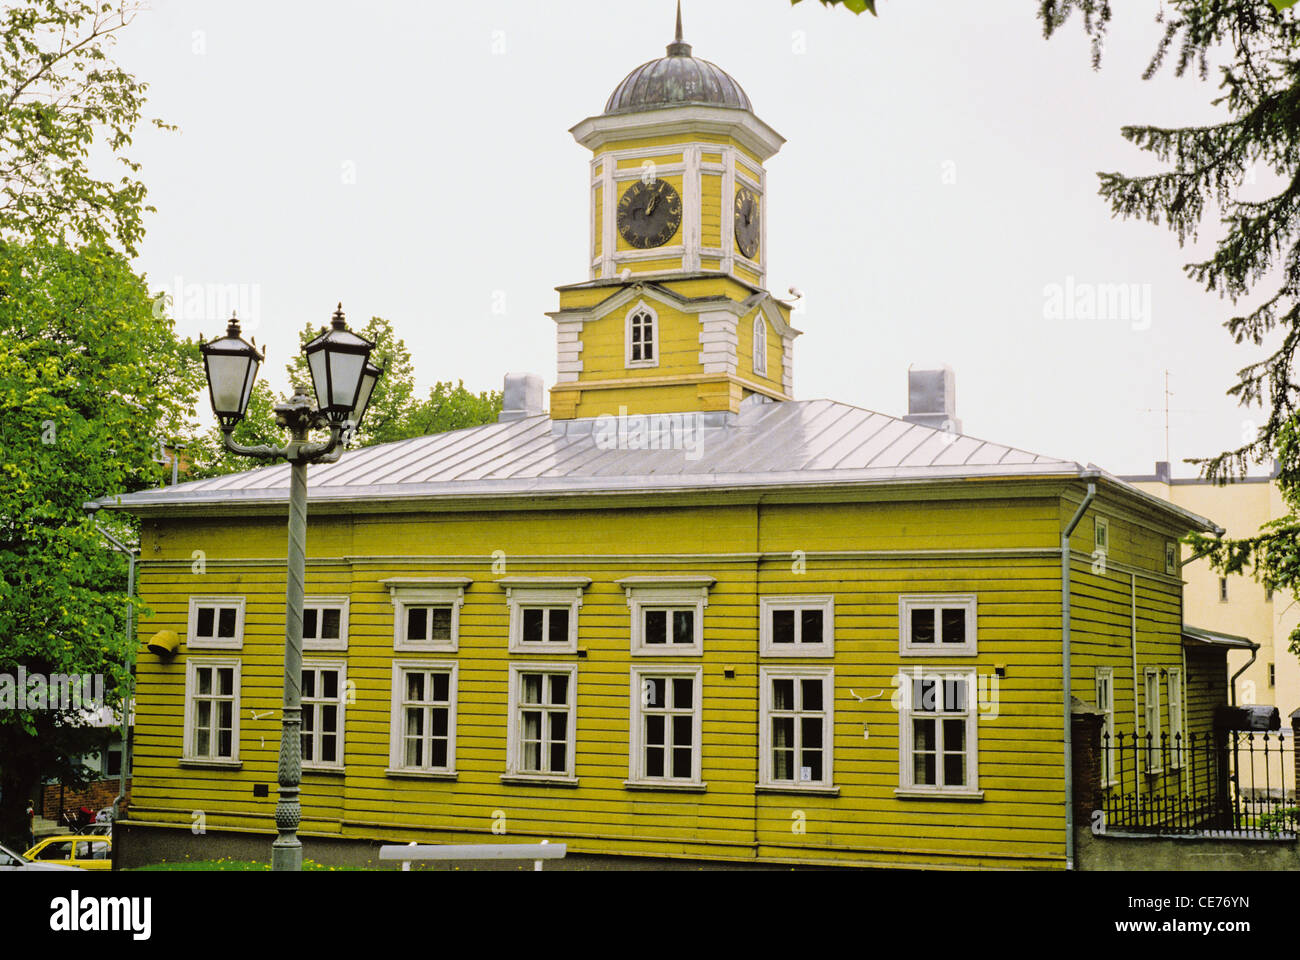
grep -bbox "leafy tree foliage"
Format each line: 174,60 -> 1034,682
0,1 -> 168,256
0,240 -> 203,844
790,0 -> 878,14
1040,1 -> 1300,653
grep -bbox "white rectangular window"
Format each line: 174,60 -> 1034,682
1094,517 -> 1109,554
302,597 -> 349,652
389,661 -> 457,775
1165,541 -> 1178,576
187,597 -> 245,650
759,667 -> 834,790
1166,668 -> 1183,770
759,596 -> 834,657
302,661 -> 346,770
184,659 -> 240,763
506,664 -> 578,782
899,595 -> 977,657
501,579 -> 589,655
1095,667 -> 1115,786
628,666 -> 703,788
897,669 -> 979,798
1144,668 -> 1162,774
619,577 -> 713,656
385,581 -> 468,653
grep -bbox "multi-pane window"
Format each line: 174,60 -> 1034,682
760,597 -> 834,656
760,668 -> 834,789
185,659 -> 240,762
898,670 -> 978,796
620,578 -> 712,656
302,598 -> 348,652
503,580 -> 587,654
629,667 -> 702,786
627,306 -> 657,366
1143,669 -> 1162,773
187,597 -> 245,650
899,595 -> 977,656
507,665 -> 577,780
1165,541 -> 1178,576
390,662 -> 457,774
1094,517 -> 1109,555
1166,668 -> 1183,770
302,662 -> 346,769
753,316 -> 768,376
1095,667 -> 1115,785
387,582 -> 467,653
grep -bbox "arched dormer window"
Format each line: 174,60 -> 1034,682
753,315 -> 768,377
626,303 -> 659,368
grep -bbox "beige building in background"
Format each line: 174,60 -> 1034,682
1126,463 -> 1299,729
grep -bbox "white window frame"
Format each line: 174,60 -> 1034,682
625,300 -> 659,369
896,667 -> 981,799
388,660 -> 458,777
1143,668 -> 1162,774
384,579 -> 470,653
1094,517 -> 1109,554
759,596 -> 835,657
301,659 -> 347,771
1165,541 -> 1178,576
617,576 -> 714,656
627,664 -> 704,789
186,596 -> 246,651
499,577 -> 590,655
1095,666 -> 1116,786
753,314 -> 768,376
758,666 -> 835,791
183,657 -> 241,765
302,596 -> 350,652
898,594 -> 978,657
504,663 -> 579,784
1166,667 -> 1184,771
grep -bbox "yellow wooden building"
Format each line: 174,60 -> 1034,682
96,14 -> 1233,870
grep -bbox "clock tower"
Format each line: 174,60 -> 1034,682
549,5 -> 801,420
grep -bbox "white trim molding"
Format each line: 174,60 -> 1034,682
389,659 -> 458,778
617,576 -> 714,656
301,658 -> 348,771
384,578 -> 470,653
625,300 -> 660,369
497,577 -> 591,655
898,594 -> 978,657
302,595 -> 350,652
183,657 -> 242,765
627,664 -> 705,789
759,595 -> 835,657
896,666 -> 981,799
186,596 -> 246,651
758,665 -> 835,792
504,662 -> 580,784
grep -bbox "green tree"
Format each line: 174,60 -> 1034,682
1040,2 -> 1300,653
408,381 -> 504,436
0,239 -> 203,846
790,0 -> 878,14
1,1 -> 169,256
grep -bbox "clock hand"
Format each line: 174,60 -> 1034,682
644,192 -> 658,217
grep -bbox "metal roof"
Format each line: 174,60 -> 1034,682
89,397 -> 1221,530
1182,625 -> 1259,652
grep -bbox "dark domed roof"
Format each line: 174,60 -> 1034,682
604,7 -> 752,116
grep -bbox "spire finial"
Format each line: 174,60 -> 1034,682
667,1 -> 692,56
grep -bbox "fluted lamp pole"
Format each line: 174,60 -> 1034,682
200,304 -> 379,872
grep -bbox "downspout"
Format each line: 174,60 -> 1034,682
1130,574 -> 1139,807
1061,475 -> 1097,872
1229,647 -> 1257,707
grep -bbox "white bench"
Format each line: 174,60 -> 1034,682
379,839 -> 566,871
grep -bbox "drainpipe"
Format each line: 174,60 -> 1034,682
1130,574 -> 1140,807
1061,474 -> 1098,872
1229,647 -> 1257,707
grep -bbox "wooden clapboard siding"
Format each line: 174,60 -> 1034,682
127,484 -> 1205,869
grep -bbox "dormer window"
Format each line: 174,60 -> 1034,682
753,315 -> 768,377
626,303 -> 659,369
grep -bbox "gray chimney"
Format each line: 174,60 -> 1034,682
902,364 -> 961,434
499,373 -> 545,422
1154,461 -> 1172,483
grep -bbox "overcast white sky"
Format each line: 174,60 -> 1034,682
111,0 -> 1273,478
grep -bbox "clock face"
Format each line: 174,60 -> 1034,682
734,187 -> 761,260
617,179 -> 683,250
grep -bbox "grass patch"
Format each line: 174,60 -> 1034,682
129,857 -> 364,871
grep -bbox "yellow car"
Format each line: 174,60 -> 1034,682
23,835 -> 112,871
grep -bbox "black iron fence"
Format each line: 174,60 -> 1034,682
1099,730 -> 1298,837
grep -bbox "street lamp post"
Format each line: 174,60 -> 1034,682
200,304 -> 381,872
